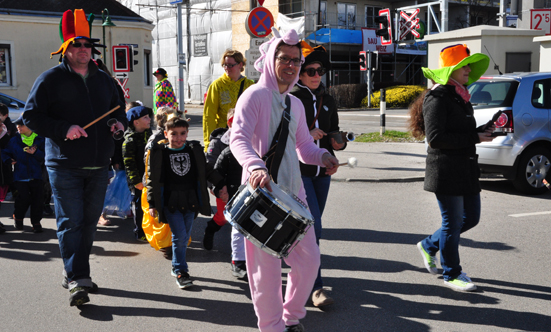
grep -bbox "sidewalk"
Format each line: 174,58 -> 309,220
331,141 -> 427,182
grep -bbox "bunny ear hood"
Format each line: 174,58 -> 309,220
51,9 -> 104,58
254,28 -> 303,94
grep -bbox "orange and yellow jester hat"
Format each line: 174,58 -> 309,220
51,9 -> 103,58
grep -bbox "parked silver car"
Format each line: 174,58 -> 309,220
470,72 -> 551,194
0,91 -> 25,119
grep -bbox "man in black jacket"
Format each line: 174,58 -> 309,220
22,9 -> 126,307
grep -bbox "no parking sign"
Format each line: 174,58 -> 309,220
245,7 -> 274,38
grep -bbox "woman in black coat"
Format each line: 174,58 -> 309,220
409,44 -> 495,292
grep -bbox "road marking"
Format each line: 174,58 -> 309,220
509,211 -> 551,218
340,114 -> 409,118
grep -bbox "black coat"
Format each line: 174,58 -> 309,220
290,82 -> 344,177
214,146 -> 243,197
423,85 -> 482,195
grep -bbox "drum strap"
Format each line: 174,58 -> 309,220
262,95 -> 291,183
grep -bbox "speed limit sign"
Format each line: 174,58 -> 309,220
531,9 -> 551,35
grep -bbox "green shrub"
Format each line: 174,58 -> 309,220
362,85 -> 426,108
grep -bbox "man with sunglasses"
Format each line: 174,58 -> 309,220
22,9 -> 127,307
230,28 -> 339,332
290,43 -> 346,308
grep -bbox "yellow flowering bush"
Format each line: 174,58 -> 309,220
362,85 -> 426,108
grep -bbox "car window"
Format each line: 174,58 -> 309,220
531,79 -> 551,109
468,80 -> 518,108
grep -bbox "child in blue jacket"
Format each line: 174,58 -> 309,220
1,116 -> 45,232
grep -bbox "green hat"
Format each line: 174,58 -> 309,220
422,44 -> 490,86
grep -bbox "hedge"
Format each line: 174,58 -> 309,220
362,85 -> 426,108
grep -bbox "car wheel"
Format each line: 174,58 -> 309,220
513,147 -> 551,195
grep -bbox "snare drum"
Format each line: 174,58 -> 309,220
224,181 -> 314,258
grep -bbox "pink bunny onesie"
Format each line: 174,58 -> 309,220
230,29 -> 327,332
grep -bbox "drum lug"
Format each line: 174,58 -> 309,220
244,196 -> 253,206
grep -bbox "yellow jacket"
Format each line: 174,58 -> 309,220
202,73 -> 254,150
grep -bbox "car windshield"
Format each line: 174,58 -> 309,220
468,80 -> 519,108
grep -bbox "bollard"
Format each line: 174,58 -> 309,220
380,89 -> 386,135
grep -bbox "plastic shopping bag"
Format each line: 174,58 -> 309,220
141,187 -> 172,250
103,170 -> 132,218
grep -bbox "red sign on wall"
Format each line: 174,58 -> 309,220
245,7 -> 274,38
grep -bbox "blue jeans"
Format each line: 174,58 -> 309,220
302,175 -> 331,291
164,208 -> 195,274
48,166 -> 108,288
421,193 -> 480,281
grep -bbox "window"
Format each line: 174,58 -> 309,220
320,1 -> 327,27
531,80 -> 550,109
506,52 -> 531,73
0,43 -> 13,86
365,5 -> 382,28
338,3 -> 356,29
279,0 -> 302,18
143,49 -> 152,87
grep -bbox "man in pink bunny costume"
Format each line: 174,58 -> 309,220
230,28 -> 339,332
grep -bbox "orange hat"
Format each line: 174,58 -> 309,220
422,44 -> 489,85
300,41 -> 331,71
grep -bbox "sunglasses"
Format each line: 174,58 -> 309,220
72,42 -> 93,48
223,63 -> 239,69
303,67 -> 326,77
107,118 -> 124,140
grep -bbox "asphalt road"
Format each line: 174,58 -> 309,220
1,180 -> 550,331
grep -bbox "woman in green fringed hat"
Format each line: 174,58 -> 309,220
408,44 -> 496,292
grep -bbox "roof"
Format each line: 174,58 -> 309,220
306,28 -> 362,45
0,0 -> 145,21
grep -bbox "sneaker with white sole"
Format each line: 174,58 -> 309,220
417,242 -> 438,275
444,272 -> 477,292
175,271 -> 193,289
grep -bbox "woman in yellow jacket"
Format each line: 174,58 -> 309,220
202,50 -> 254,151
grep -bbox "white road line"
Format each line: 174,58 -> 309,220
509,211 -> 551,218
340,114 -> 409,118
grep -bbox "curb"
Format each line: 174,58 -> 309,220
332,176 -> 425,183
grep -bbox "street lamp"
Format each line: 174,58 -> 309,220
102,9 -> 116,65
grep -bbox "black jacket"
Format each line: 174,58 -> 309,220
23,57 -> 127,169
145,140 -> 223,222
290,82 -> 344,177
423,85 -> 482,195
214,146 -> 243,197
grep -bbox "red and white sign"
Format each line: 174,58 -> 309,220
117,78 -> 130,99
362,28 -> 394,54
399,9 -> 420,40
245,7 -> 274,38
531,9 -> 551,35
112,45 -> 130,73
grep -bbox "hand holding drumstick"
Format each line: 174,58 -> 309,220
66,105 -> 121,141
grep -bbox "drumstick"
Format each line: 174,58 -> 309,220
83,105 -> 121,130
338,157 -> 358,168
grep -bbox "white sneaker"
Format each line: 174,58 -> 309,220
444,272 -> 477,292
417,242 -> 438,275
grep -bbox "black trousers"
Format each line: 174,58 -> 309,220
14,179 -> 44,224
131,189 -> 144,238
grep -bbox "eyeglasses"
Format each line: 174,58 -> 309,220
223,63 -> 239,69
276,56 -> 303,67
72,42 -> 93,48
303,67 -> 326,77
107,118 -> 124,140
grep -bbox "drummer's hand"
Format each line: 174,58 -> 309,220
250,168 -> 271,191
149,208 -> 156,217
66,125 -> 88,140
310,128 -> 326,141
322,153 -> 339,176
330,137 -> 346,150
111,121 -> 124,133
218,185 -> 229,203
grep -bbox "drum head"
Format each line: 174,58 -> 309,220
251,181 -> 313,224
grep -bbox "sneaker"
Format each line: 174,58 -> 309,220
43,205 -> 55,217
69,287 -> 90,306
311,288 -> 334,307
14,217 -> 23,230
417,242 -> 438,275
62,277 -> 98,293
32,223 -> 43,233
444,272 -> 477,292
160,246 -> 172,260
175,271 -> 193,289
284,323 -> 305,332
136,235 -> 148,242
231,261 -> 247,279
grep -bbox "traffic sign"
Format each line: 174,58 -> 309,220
399,9 -> 420,41
115,72 -> 128,79
531,9 -> 551,35
245,7 -> 274,38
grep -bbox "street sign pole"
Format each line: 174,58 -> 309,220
367,50 -> 372,108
